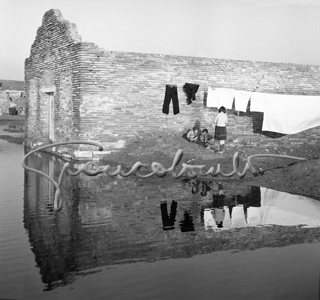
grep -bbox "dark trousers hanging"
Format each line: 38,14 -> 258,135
183,83 -> 200,105
162,85 -> 180,115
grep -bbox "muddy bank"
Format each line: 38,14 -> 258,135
1,114 -> 319,200
102,133 -> 320,200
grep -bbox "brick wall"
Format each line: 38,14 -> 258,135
25,9 -> 81,145
25,9 -> 320,154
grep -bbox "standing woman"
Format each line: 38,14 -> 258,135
213,106 -> 228,153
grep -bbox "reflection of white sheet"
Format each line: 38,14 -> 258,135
204,209 -> 216,230
231,205 -> 247,228
247,207 -> 262,226
260,187 -> 320,227
234,90 -> 251,112
262,94 -> 320,134
223,206 -> 232,229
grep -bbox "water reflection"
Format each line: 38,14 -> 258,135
160,200 -> 177,230
23,151 -> 320,290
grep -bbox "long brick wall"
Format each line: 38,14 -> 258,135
25,9 -> 320,156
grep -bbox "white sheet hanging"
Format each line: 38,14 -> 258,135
234,90 -> 251,112
262,94 -> 320,134
250,92 -> 266,112
219,88 -> 235,109
206,87 -> 219,108
206,87 -> 235,109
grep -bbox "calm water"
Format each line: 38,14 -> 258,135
0,140 -> 319,300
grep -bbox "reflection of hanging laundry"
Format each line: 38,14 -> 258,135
234,90 -> 251,112
262,94 -> 320,134
180,211 -> 195,232
203,209 -> 216,230
246,207 -> 262,226
250,92 -> 266,112
260,187 -> 320,227
183,83 -> 200,105
160,200 -> 177,230
231,205 -> 247,228
162,85 -> 180,115
223,206 -> 232,229
206,87 -> 235,109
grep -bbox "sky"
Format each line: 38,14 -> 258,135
0,0 -> 319,81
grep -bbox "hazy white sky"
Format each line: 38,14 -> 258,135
0,0 -> 319,81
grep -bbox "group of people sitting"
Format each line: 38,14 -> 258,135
183,106 -> 228,153
184,125 -> 214,150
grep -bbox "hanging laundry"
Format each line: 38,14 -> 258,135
262,94 -> 320,134
206,87 -> 235,109
250,92 -> 266,112
162,84 -> 180,115
234,90 -> 251,112
206,86 -> 219,107
218,88 -> 235,109
183,83 -> 200,105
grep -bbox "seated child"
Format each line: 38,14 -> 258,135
187,126 -> 199,143
201,128 -> 214,148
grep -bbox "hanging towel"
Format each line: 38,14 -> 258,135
183,83 -> 200,105
234,90 -> 251,112
219,88 -> 235,109
262,94 -> 320,134
206,87 -> 220,107
250,92 -> 266,112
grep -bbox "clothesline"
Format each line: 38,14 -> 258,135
207,87 -> 320,135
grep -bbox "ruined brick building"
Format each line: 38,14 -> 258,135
25,9 -> 320,159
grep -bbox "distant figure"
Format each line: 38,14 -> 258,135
213,106 -> 228,153
8,97 -> 18,115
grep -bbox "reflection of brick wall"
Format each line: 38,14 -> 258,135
25,9 -> 320,151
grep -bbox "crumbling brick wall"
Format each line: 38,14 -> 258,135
25,9 -> 81,145
25,9 -> 320,153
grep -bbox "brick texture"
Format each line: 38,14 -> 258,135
25,9 -> 320,154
